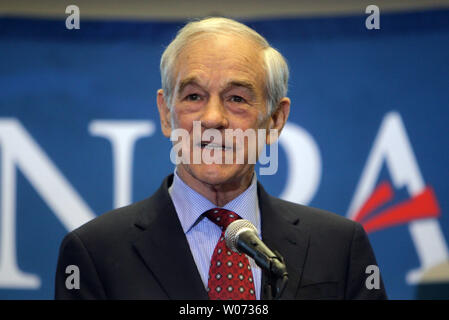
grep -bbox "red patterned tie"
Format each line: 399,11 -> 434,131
204,208 -> 256,300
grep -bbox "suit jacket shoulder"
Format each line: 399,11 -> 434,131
55,175 -> 208,299
268,194 -> 357,235
258,184 -> 387,299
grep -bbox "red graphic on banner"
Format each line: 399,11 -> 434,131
353,181 -> 441,233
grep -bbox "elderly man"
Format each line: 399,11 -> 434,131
55,17 -> 387,300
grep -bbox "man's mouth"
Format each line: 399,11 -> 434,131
199,142 -> 232,151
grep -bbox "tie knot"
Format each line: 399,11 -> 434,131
204,208 -> 241,230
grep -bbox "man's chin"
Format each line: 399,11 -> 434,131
182,163 -> 246,187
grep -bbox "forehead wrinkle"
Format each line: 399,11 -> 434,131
178,37 -> 264,74
174,36 -> 267,101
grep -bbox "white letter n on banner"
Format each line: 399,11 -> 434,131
0,118 -> 96,289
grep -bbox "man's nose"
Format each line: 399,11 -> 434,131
200,95 -> 229,129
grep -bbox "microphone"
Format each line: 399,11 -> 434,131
224,219 -> 288,279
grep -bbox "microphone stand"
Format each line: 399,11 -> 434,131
263,250 -> 288,300
235,232 -> 288,300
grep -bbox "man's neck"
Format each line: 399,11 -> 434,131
175,166 -> 255,207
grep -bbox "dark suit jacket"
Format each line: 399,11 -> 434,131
55,174 -> 387,299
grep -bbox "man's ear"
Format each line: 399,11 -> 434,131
156,89 -> 172,138
266,97 -> 290,145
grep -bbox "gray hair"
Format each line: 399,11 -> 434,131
160,17 -> 289,115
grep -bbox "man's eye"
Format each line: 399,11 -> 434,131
230,95 -> 245,103
186,93 -> 201,101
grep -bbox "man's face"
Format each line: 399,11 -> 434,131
159,34 -> 274,187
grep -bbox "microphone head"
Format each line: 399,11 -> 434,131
225,219 -> 258,252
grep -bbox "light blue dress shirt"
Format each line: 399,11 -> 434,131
168,169 -> 262,299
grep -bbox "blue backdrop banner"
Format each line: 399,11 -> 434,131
0,9 -> 448,299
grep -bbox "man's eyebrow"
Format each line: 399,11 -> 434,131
226,80 -> 257,93
176,77 -> 257,95
177,76 -> 201,95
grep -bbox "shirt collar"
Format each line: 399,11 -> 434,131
168,169 -> 261,235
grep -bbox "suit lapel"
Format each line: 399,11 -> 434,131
258,182 -> 310,300
132,175 -> 209,300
